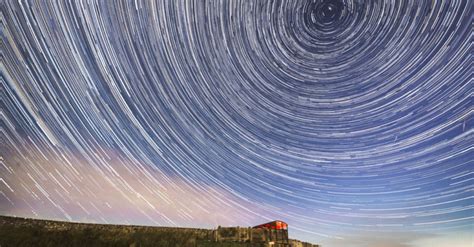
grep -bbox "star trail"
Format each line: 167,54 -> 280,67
1,0 -> 473,246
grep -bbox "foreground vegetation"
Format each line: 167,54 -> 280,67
0,216 -> 260,247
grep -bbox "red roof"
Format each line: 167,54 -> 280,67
253,220 -> 288,230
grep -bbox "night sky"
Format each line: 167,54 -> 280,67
1,0 -> 473,246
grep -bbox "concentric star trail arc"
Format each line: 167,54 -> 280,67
1,0 -> 472,246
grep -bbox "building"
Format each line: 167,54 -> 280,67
211,220 -> 319,247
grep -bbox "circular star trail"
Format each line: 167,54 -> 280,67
1,0 -> 472,244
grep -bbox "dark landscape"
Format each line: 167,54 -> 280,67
0,216 -> 319,247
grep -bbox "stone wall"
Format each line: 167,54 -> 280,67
213,226 -> 289,246
289,239 -> 321,247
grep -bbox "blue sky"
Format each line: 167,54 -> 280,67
1,0 -> 472,246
